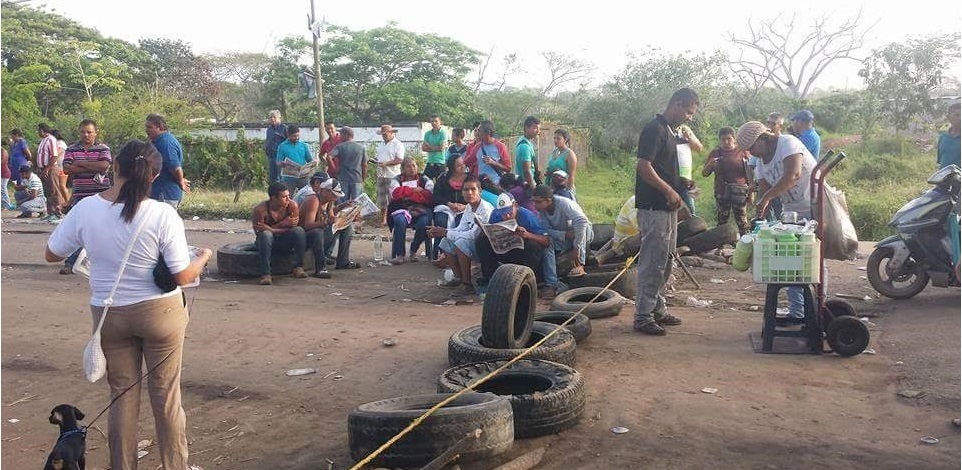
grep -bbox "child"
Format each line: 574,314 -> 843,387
702,127 -> 751,235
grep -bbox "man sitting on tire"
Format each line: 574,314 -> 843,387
252,182 -> 308,285
531,185 -> 593,289
299,175 -> 359,278
427,175 -> 493,294
475,193 -> 553,297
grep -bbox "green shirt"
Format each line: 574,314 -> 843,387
424,129 -> 447,164
515,136 -> 536,180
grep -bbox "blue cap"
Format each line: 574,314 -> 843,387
791,109 -> 815,122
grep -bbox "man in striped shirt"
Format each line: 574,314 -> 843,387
59,119 -> 112,274
63,119 -> 111,203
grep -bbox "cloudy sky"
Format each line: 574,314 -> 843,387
30,0 -> 962,91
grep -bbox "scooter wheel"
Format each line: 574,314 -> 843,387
821,299 -> 857,334
826,316 -> 870,357
866,247 -> 929,299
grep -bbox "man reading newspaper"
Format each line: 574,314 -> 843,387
475,193 -> 554,298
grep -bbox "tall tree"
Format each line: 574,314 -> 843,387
139,38 -> 224,120
319,22 -> 479,124
859,33 -> 962,132
728,11 -> 874,100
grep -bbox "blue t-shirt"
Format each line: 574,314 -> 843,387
10,139 -> 29,174
937,131 -> 961,169
490,206 -> 546,235
797,128 -> 821,160
150,132 -> 184,201
475,143 -> 503,185
276,139 -> 313,183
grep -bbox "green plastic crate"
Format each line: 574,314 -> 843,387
751,238 -> 820,284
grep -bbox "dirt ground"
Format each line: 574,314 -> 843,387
1,214 -> 959,470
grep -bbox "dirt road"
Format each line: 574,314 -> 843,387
1,216 -> 958,469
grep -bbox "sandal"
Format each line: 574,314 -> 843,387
335,261 -> 361,269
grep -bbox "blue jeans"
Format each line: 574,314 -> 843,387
542,225 -> 594,287
267,154 -> 279,184
339,182 -> 364,204
65,248 -> 82,268
255,227 -> 306,276
1,178 -> 11,209
634,209 -> 678,325
678,184 -> 696,216
390,212 -> 432,259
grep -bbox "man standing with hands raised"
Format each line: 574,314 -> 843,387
633,88 -> 700,336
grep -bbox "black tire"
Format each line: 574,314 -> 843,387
826,316 -> 870,357
348,393 -> 514,467
438,359 -> 586,438
565,263 -> 637,299
216,242 -> 315,277
676,216 -> 708,245
448,323 -> 577,367
550,287 -> 625,319
822,299 -> 858,333
533,311 -> 592,343
482,264 -> 538,349
590,223 -> 615,251
678,224 -> 739,254
866,247 -> 929,299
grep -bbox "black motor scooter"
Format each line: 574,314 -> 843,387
867,164 -> 960,299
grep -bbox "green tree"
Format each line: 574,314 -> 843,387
859,33 -> 962,133
319,22 -> 479,124
139,38 -> 224,120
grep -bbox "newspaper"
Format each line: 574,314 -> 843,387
280,158 -> 318,179
332,204 -> 362,235
475,214 -> 523,255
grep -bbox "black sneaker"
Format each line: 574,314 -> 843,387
634,320 -> 666,336
654,312 -> 682,326
775,315 -> 806,326
312,270 -> 332,279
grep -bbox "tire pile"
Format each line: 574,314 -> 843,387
347,263 -> 627,468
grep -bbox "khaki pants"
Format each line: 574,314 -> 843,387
91,293 -> 189,470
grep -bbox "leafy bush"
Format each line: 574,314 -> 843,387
179,130 -> 268,190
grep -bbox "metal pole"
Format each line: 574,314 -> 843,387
309,0 -> 326,142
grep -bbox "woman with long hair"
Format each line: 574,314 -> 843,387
546,128 -> 578,198
430,155 -> 468,259
45,139 -> 211,470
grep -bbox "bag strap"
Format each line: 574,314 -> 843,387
92,203 -> 156,334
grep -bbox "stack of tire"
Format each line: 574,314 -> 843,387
676,216 -> 739,254
347,265 -> 624,467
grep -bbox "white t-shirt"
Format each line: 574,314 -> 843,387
446,199 -> 494,243
756,134 -> 818,217
47,195 -> 190,307
375,138 -> 404,179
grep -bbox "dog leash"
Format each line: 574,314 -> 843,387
83,286 -> 202,432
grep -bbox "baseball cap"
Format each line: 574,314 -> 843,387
551,170 -> 569,179
496,192 -> 515,209
319,178 -> 344,198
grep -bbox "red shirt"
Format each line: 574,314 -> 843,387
320,134 -> 342,174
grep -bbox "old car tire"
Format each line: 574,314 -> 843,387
565,263 -> 637,299
677,224 -> 739,254
216,242 -> 315,277
448,323 -> 577,367
826,316 -> 870,357
533,311 -> 592,343
676,216 -> 708,245
348,393 -> 513,467
550,287 -> 625,319
438,359 -> 586,438
482,264 -> 538,349
590,223 -> 615,251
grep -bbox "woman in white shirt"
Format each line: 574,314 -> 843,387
45,139 -> 211,470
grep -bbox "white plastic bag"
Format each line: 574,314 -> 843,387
83,329 -> 107,383
822,185 -> 859,260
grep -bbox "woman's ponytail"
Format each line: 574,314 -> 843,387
114,140 -> 162,223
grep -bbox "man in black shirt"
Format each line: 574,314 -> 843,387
634,88 -> 700,335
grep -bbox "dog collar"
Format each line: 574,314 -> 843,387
59,428 -> 85,440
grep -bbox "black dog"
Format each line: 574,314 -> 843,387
45,404 -> 86,470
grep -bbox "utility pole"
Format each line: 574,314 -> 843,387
309,0 -> 326,142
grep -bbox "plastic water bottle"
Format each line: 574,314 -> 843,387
732,234 -> 754,272
373,235 -> 384,262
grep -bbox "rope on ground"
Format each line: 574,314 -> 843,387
349,254 -> 638,470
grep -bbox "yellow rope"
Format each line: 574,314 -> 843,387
349,254 -> 638,469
